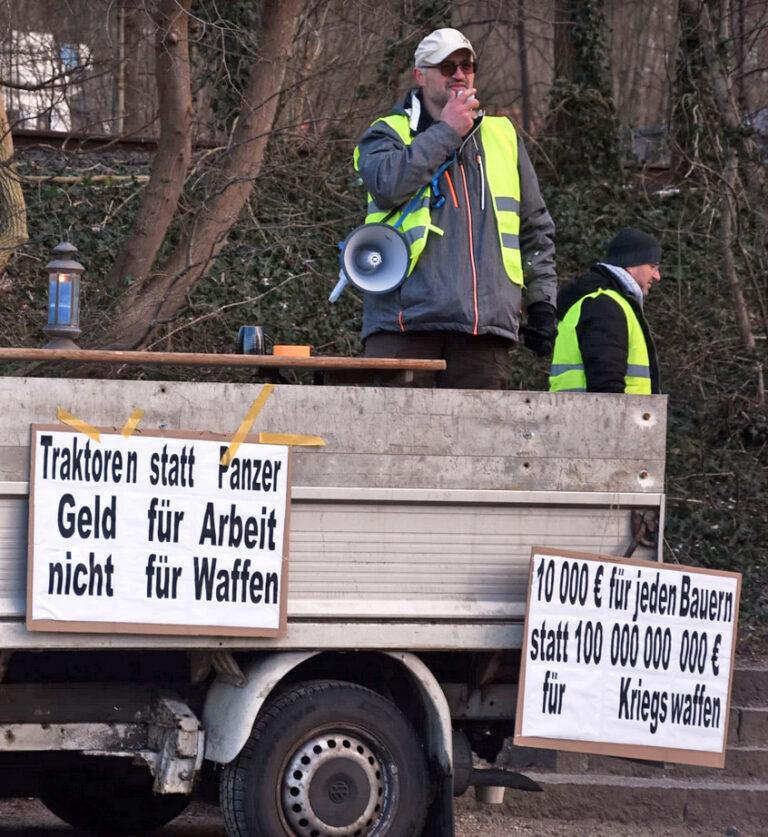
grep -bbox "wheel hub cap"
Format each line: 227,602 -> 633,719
282,732 -> 385,835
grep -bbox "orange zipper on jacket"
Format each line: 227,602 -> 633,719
444,170 -> 459,208
458,161 -> 479,335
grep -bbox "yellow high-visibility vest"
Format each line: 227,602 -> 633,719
353,115 -> 523,284
549,288 -> 652,394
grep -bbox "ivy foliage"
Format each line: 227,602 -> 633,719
193,0 -> 265,136
542,0 -> 621,180
374,0 -> 453,95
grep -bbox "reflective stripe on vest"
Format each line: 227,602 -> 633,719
480,119 -> 523,285
353,115 -> 523,285
548,288 -> 652,394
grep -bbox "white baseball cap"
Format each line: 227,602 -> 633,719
414,28 -> 476,68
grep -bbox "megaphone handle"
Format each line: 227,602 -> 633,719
329,272 -> 348,303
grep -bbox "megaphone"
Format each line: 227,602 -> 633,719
329,223 -> 410,303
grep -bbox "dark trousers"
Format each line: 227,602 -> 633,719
363,330 -> 514,390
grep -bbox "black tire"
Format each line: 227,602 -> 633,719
40,764 -> 189,834
221,679 -> 429,837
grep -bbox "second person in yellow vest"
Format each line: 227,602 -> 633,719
549,228 -> 662,394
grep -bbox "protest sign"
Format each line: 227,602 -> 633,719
514,549 -> 741,767
27,426 -> 290,637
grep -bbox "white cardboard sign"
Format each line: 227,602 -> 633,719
27,426 -> 290,637
514,549 -> 741,767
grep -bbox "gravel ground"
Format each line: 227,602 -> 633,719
0,799 -> 736,836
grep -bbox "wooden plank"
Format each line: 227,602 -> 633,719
0,348 -> 446,371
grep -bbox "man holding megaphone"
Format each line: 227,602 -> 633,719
353,27 -> 558,389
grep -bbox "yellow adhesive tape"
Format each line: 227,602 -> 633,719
259,432 -> 326,447
220,384 -> 275,466
56,407 -> 101,443
121,408 -> 145,438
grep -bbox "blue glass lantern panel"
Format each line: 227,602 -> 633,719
48,273 -> 74,326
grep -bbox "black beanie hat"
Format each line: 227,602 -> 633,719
605,228 -> 662,268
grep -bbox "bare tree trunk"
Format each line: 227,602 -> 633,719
721,147 -> 764,403
0,89 -> 28,273
103,0 -> 301,349
106,0 -> 192,292
732,0 -> 749,115
516,0 -> 531,134
681,0 -> 765,404
553,0 -> 576,83
121,1 -> 149,136
688,0 -> 740,132
545,0 -> 620,176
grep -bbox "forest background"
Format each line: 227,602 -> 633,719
0,0 -> 766,644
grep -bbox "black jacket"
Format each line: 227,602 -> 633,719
556,264 -> 660,394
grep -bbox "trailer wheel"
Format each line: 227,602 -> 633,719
40,765 -> 189,833
221,679 -> 429,836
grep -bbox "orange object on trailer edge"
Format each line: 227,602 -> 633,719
272,344 -> 311,357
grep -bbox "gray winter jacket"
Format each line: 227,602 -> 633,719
355,89 -> 557,342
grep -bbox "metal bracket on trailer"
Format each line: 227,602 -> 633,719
1,693 -> 205,796
140,695 -> 205,794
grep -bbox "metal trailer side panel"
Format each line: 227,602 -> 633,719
0,380 -> 667,650
0,380 -> 666,492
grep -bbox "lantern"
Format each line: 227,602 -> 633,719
44,242 -> 83,349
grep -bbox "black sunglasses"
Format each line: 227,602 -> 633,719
423,59 -> 478,77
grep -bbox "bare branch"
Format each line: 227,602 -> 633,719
0,61 -> 92,91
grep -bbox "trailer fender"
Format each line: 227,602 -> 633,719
385,651 -> 452,776
203,650 -> 453,775
203,651 -> 318,764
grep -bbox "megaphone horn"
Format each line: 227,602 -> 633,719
329,223 -> 410,303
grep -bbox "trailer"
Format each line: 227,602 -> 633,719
0,372 -> 666,835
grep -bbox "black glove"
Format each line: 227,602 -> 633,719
520,302 -> 558,358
